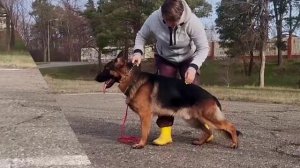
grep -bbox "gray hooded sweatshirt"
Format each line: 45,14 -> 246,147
133,0 -> 209,69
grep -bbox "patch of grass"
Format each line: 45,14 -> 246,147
200,59 -> 300,88
39,64 -> 99,80
204,85 -> 300,105
264,61 -> 300,88
40,58 -> 300,105
43,75 -> 111,93
0,51 -> 36,68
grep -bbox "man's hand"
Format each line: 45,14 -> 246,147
184,67 -> 197,84
131,53 -> 142,66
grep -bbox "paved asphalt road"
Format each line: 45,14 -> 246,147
56,92 -> 300,168
0,68 -> 92,168
1,67 -> 299,168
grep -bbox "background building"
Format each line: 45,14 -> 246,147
0,3 -> 7,51
0,3 -> 6,30
208,35 -> 300,60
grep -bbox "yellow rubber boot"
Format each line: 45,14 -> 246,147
205,124 -> 214,142
153,126 -> 173,145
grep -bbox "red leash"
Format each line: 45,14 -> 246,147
102,83 -> 107,93
117,105 -> 140,144
102,84 -> 139,144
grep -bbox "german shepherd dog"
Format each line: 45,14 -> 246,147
95,54 -> 239,149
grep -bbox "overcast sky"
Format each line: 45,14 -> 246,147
24,0 -> 219,23
201,0 -> 219,26
24,0 -> 298,37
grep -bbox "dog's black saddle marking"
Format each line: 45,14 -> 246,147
145,73 -> 221,111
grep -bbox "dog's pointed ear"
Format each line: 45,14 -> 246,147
116,50 -> 127,67
117,50 -> 124,58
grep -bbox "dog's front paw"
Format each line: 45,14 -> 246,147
132,143 -> 145,149
192,139 -> 206,146
230,143 -> 238,149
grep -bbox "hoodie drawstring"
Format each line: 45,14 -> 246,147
168,27 -> 173,46
174,26 -> 178,45
169,26 -> 178,46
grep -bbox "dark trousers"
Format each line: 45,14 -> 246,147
155,54 -> 199,128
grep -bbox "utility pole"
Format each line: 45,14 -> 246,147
47,20 -> 50,62
47,19 -> 58,62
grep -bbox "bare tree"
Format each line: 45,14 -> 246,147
0,0 -> 18,51
29,0 -> 96,62
216,0 -> 260,76
271,0 -> 287,67
217,0 -> 269,87
14,0 -> 33,47
59,0 -> 93,61
30,0 -> 55,62
258,0 -> 269,88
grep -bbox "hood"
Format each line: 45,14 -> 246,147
159,0 -> 192,25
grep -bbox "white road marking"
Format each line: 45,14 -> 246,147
0,68 -> 22,71
0,155 -> 91,167
61,92 -> 122,96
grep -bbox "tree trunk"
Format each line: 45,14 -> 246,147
287,34 -> 292,59
43,37 -> 47,62
276,25 -> 283,66
67,23 -> 72,62
287,0 -> 293,60
69,42 -> 72,62
273,0 -> 284,67
242,56 -> 248,76
5,14 -> 10,52
47,21 -> 51,62
248,50 -> 254,76
44,47 -> 47,62
259,0 -> 268,88
10,17 -> 15,50
277,44 -> 283,66
98,50 -> 102,68
259,49 -> 265,88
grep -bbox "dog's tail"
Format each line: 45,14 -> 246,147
213,96 -> 222,111
213,96 -> 242,136
211,96 -> 242,138
223,130 -> 242,138
236,130 -> 242,136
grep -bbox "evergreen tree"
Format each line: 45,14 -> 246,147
216,0 -> 260,76
84,0 -> 212,58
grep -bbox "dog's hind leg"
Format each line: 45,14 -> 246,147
192,123 -> 213,146
202,105 -> 239,148
212,120 -> 238,148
